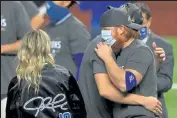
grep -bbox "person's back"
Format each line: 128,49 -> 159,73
78,35 -> 112,118
6,29 -> 86,118
6,64 -> 86,118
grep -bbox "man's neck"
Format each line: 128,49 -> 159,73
122,38 -> 134,48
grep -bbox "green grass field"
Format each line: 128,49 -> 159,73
164,37 -> 177,118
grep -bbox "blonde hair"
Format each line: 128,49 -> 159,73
16,29 -> 54,93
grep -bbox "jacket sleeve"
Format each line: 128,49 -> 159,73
157,43 -> 174,93
53,67 -> 86,118
6,77 -> 19,118
66,72 -> 87,118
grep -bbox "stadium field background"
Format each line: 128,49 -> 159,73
164,37 -> 177,118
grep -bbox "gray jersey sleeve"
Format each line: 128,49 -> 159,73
91,52 -> 107,74
15,2 -> 32,40
20,1 -> 39,20
68,17 -> 91,54
52,36 -> 77,78
125,47 -> 154,76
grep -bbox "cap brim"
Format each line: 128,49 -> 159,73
126,23 -> 142,31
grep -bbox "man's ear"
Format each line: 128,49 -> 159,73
117,26 -> 124,35
147,17 -> 152,28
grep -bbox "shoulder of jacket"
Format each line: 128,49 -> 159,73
151,32 -> 172,47
53,64 -> 70,78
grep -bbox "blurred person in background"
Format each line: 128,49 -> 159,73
78,8 -> 162,118
6,29 -> 86,118
113,3 -> 174,118
1,1 -> 32,118
43,1 -> 91,80
20,1 -> 45,29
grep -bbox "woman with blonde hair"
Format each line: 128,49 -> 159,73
6,29 -> 86,118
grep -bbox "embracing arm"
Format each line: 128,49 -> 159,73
92,50 -> 146,105
94,73 -> 162,115
94,73 -> 162,108
102,56 -> 143,92
94,43 -> 151,92
92,46 -> 162,115
94,43 -> 162,115
95,73 -> 146,105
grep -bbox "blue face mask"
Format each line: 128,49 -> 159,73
139,26 -> 148,40
46,1 -> 70,24
101,30 -> 116,46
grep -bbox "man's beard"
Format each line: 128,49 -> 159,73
111,41 -> 123,53
111,31 -> 124,53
